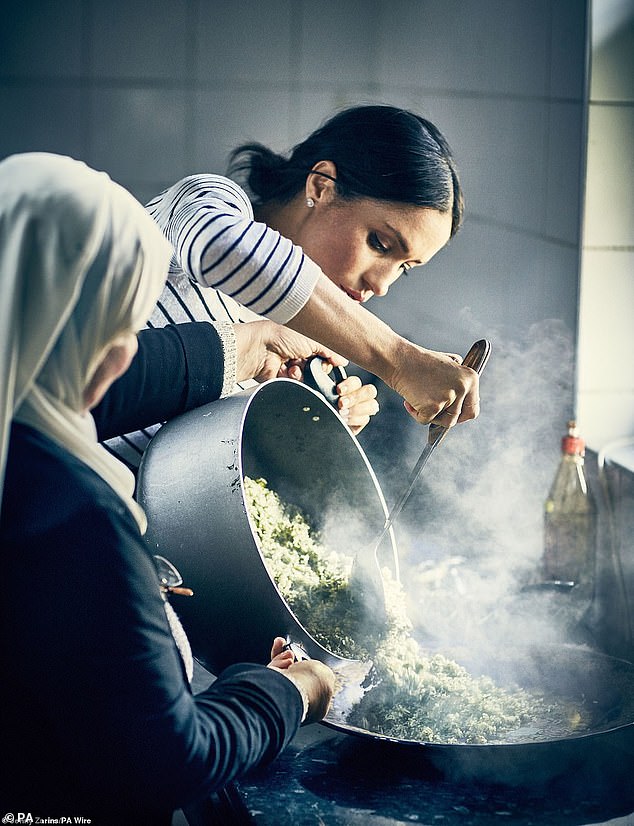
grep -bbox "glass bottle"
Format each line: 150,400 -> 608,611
541,421 -> 597,595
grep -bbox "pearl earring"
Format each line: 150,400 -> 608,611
306,197 -> 315,208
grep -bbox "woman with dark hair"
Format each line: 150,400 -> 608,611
232,104 -> 462,234
105,104 -> 478,471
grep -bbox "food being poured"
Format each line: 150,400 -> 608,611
244,476 -> 581,745
244,475 -> 379,660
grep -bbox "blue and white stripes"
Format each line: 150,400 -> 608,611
147,174 -> 320,324
103,173 -> 321,469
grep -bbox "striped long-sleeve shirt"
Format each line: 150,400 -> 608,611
105,174 -> 322,470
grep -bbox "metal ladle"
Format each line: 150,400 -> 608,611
369,339 -> 491,554
305,340 -> 492,622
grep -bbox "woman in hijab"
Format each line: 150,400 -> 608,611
0,152 -> 334,824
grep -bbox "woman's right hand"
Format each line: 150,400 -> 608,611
283,659 -> 335,724
287,275 -> 481,430
388,340 -> 481,428
268,637 -> 335,725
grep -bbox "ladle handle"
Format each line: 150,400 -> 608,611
304,356 -> 348,407
427,338 -> 491,446
462,338 -> 492,373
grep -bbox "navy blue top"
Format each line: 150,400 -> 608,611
0,323 -> 302,824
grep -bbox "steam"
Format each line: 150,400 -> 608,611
384,318 -> 580,659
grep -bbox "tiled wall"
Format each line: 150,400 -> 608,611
577,1 -> 634,453
4,0 -> 632,661
0,0 -> 587,359
575,1 -> 634,669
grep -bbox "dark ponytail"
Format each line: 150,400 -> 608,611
228,104 -> 464,237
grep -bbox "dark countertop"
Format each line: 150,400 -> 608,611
236,722 -> 634,826
186,652 -> 634,826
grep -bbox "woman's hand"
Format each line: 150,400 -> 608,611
391,341 -> 480,428
268,636 -> 294,670
285,659 -> 335,724
287,361 -> 380,435
287,275 -> 481,429
332,372 -> 380,435
267,637 -> 335,724
233,320 -> 347,384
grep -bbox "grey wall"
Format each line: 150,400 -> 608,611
0,0 -> 590,531
0,0 -> 588,354
9,0 -> 628,660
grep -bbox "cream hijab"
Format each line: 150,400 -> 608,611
0,153 -> 172,533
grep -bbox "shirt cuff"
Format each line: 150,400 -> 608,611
282,674 -> 309,723
211,321 -> 238,398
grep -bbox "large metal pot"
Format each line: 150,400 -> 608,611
137,378 -> 397,674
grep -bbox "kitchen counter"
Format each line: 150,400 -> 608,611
182,653 -> 634,826
231,722 -> 634,826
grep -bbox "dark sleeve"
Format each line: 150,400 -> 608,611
90,516 -> 303,807
93,322 -> 225,441
3,440 -> 302,815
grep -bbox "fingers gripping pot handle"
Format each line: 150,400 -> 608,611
282,636 -> 311,662
304,356 -> 348,407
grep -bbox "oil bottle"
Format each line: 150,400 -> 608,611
541,421 -> 597,597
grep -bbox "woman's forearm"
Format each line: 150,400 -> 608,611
286,273 -> 405,383
287,274 -> 481,427
93,323 -> 225,440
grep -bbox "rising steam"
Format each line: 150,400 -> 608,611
384,318 -> 579,657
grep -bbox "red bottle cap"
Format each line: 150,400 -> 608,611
561,420 -> 585,455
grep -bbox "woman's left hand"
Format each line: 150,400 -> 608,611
268,636 -> 294,670
333,374 -> 379,435
283,362 -> 379,435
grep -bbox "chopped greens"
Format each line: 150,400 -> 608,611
243,475 -> 377,659
244,476 -> 566,744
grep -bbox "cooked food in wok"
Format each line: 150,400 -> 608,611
244,477 -> 580,745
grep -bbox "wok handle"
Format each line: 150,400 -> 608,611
304,356 -> 348,407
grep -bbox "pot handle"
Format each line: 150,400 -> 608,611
304,356 -> 348,407
282,636 -> 311,662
